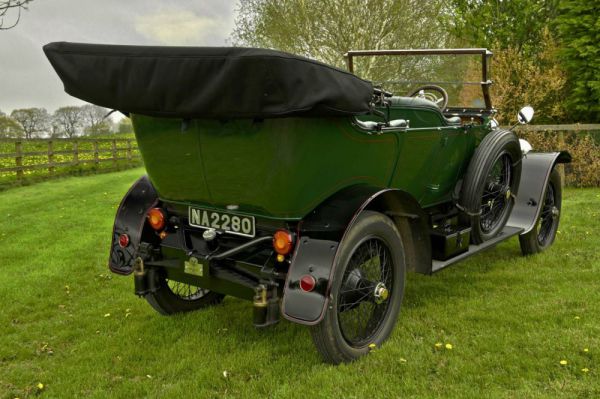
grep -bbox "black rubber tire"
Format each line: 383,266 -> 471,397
519,168 -> 562,255
310,211 -> 406,364
145,274 -> 224,315
459,129 -> 522,244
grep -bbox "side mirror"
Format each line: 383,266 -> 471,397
517,106 -> 534,125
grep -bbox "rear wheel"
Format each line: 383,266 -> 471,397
310,211 -> 405,364
145,274 -> 224,315
519,168 -> 562,255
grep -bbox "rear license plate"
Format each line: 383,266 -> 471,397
188,207 -> 255,237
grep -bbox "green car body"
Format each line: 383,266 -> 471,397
133,98 -> 489,221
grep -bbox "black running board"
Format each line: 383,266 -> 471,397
431,226 -> 524,273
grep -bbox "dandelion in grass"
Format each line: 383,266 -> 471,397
434,342 -> 443,349
582,368 -> 589,373
104,313 -> 111,317
445,343 -> 453,350
583,348 -> 589,353
559,360 -> 568,365
36,382 -> 44,390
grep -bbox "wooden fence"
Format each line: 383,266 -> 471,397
0,138 -> 141,185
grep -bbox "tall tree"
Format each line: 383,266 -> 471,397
81,104 -> 111,135
556,0 -> 600,122
233,0 -> 452,75
117,118 -> 133,134
53,106 -> 83,138
446,0 -> 560,56
0,0 -> 33,30
0,114 -> 24,137
11,107 -> 50,139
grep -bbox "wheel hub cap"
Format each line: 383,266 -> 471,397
373,282 -> 389,304
551,206 -> 560,219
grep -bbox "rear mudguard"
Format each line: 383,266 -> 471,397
508,151 -> 571,233
109,176 -> 158,275
281,185 -> 430,325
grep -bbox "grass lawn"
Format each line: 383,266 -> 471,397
1,169 -> 599,398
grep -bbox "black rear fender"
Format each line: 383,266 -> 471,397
282,185 -> 429,325
109,176 -> 158,275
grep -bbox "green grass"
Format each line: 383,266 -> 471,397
1,169 -> 599,398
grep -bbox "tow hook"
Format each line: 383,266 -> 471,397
133,257 -> 159,297
253,284 -> 280,328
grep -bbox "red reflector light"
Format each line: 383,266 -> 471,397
300,275 -> 316,292
273,230 -> 294,255
118,233 -> 130,248
147,208 -> 166,231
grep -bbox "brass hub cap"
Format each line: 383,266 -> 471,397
374,282 -> 389,304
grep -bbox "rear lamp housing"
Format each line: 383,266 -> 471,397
118,233 -> 130,248
300,274 -> 316,292
147,208 -> 166,231
273,229 -> 294,255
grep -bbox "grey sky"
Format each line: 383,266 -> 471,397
0,0 -> 237,114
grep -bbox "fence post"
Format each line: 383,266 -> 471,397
558,130 -> 566,187
48,140 -> 55,175
15,141 -> 23,182
111,139 -> 118,169
93,140 -> 99,168
126,139 -> 132,166
73,140 -> 79,167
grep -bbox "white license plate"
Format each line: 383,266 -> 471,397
188,207 -> 255,238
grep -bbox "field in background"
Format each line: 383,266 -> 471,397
1,169 -> 598,398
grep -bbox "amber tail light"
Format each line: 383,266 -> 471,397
273,230 -> 294,255
147,208 -> 166,231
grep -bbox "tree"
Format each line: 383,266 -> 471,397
0,0 -> 33,30
53,106 -> 83,138
11,108 -> 50,138
556,0 -> 600,122
81,104 -> 111,135
445,0 -> 560,56
490,29 -> 567,124
117,118 -> 133,134
233,0 -> 452,75
0,114 -> 24,137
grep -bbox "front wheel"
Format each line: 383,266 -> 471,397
519,168 -> 562,255
310,211 -> 406,364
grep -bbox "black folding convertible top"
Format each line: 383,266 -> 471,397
43,42 -> 374,119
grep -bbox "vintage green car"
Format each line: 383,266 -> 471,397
45,43 -> 570,364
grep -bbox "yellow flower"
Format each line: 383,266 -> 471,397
368,343 -> 377,350
434,342 -> 443,348
582,368 -> 589,373
574,316 -> 580,320
399,358 -> 407,363
37,382 -> 44,390
445,343 -> 453,350
104,313 -> 111,317
559,360 -> 568,365
583,348 -> 589,353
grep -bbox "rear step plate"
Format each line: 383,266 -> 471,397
432,226 -> 524,272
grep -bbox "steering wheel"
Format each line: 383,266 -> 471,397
408,85 -> 448,110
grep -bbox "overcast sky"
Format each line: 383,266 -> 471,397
0,0 -> 237,114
